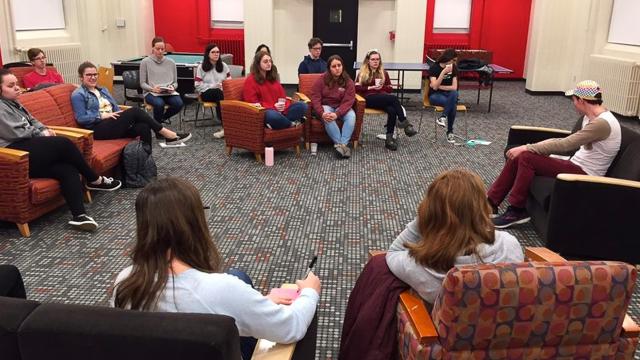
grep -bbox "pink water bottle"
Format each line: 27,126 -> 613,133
265,145 -> 274,166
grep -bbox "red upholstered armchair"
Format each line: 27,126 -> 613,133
220,77 -> 303,163
295,74 -> 365,150
0,130 -> 87,237
396,247 -> 640,359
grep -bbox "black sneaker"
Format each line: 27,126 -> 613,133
404,124 -> 417,137
492,206 -> 531,229
396,119 -> 409,129
166,132 -> 192,144
86,177 -> 122,191
488,199 -> 499,218
385,134 -> 398,151
68,214 -> 98,232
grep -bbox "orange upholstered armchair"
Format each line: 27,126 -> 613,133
295,74 -> 365,150
220,77 -> 303,162
395,247 -> 640,359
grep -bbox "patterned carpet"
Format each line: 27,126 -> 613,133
1,81 -> 639,359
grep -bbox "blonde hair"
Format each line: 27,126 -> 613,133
406,169 -> 495,273
357,49 -> 386,85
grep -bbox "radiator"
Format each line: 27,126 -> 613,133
18,43 -> 82,85
213,38 -> 244,67
587,54 -> 640,117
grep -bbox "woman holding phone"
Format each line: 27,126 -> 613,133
243,51 -> 307,130
112,177 -> 321,359
428,48 -> 460,143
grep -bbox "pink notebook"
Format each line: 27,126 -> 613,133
269,287 -> 300,300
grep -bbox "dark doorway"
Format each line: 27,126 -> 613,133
313,0 -> 358,79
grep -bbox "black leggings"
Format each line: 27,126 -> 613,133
92,107 -> 163,145
7,136 -> 99,217
0,265 -> 26,299
200,88 -> 224,122
364,93 -> 406,134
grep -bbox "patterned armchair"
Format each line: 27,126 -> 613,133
295,74 -> 365,150
397,247 -> 640,359
220,77 -> 303,163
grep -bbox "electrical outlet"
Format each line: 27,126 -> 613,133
116,18 -> 126,28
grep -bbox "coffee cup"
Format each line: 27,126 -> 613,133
277,98 -> 286,105
375,78 -> 382,87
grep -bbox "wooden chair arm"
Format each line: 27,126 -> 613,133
221,100 -> 265,113
294,92 -> 310,102
556,173 -> 640,190
0,147 -> 29,161
48,126 -> 93,136
355,94 -> 365,102
509,125 -> 571,135
524,247 -> 567,262
251,340 -> 295,360
399,291 -> 438,344
622,315 -> 640,338
53,130 -> 85,141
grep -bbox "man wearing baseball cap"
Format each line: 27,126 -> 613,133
488,80 -> 621,229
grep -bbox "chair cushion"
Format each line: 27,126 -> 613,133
607,137 -> 640,181
30,179 -> 61,205
528,176 -> 555,211
432,262 -> 636,352
43,84 -> 80,128
0,297 -> 40,360
91,139 -> 131,174
18,91 -> 67,126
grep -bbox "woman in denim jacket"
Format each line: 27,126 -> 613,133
71,62 -> 190,146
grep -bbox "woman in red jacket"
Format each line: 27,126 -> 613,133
310,55 -> 356,159
242,51 -> 307,130
355,50 -> 417,151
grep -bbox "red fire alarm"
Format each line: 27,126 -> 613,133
389,31 -> 395,41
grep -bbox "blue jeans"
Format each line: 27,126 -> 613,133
264,101 -> 308,130
226,268 -> 257,360
321,105 -> 355,145
144,94 -> 184,123
429,90 -> 458,134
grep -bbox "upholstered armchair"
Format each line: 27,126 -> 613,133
220,77 -> 303,162
0,130 -> 88,237
504,121 -> 640,264
396,247 -> 640,359
295,74 -> 365,150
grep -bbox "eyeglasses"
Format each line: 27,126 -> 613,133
84,73 -> 99,78
311,46 -> 322,51
33,56 -> 47,61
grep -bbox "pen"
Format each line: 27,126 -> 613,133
305,256 -> 318,277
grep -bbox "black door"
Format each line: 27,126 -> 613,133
313,0 -> 358,79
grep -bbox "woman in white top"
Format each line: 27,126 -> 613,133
195,43 -> 231,138
386,169 -> 524,304
112,177 -> 321,360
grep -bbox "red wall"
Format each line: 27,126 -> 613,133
424,0 -> 532,78
152,0 -> 244,64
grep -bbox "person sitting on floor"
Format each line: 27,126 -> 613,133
22,48 -> 64,90
386,168 -> 524,304
195,43 -> 231,139
488,80 -> 621,229
111,177 -> 320,360
242,51 -> 308,130
297,37 -> 327,75
310,55 -> 356,159
355,49 -> 417,151
140,36 -> 184,125
0,69 -> 121,232
428,48 -> 460,144
71,61 -> 190,147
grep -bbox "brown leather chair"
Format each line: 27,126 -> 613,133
220,77 -> 303,163
295,74 -> 365,150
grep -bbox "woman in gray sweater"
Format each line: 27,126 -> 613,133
386,169 -> 524,304
140,37 -> 184,125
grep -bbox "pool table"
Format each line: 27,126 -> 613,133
111,52 -> 233,95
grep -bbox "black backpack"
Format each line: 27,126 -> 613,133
121,140 -> 157,188
457,58 -> 487,70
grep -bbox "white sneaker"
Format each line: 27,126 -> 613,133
447,133 -> 456,144
436,116 -> 447,127
213,129 -> 225,139
376,133 -> 397,140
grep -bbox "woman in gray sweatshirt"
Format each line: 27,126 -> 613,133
386,169 -> 524,304
140,37 -> 184,125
